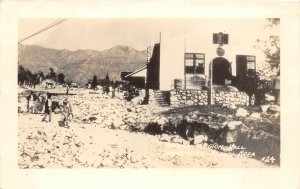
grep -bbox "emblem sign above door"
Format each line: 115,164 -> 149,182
216,47 -> 225,56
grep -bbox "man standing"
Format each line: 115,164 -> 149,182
66,85 -> 69,95
26,91 -> 36,113
61,98 -> 72,128
42,93 -> 52,122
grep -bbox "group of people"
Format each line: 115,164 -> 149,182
99,83 -> 140,101
123,84 -> 139,101
26,91 -> 45,114
26,90 -> 73,128
102,85 -> 116,98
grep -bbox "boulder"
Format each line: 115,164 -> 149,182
227,121 -> 243,130
260,104 -> 270,113
119,125 -> 128,130
184,116 -> 193,122
221,121 -> 229,128
228,104 -> 237,110
186,100 -> 194,106
156,117 -> 168,126
111,117 -> 124,129
225,131 -> 238,144
265,94 -> 275,102
227,115 -> 233,120
221,103 -> 228,108
194,134 -> 208,144
188,111 -> 199,117
235,108 -> 249,117
191,114 -> 198,120
250,112 -> 261,119
269,105 -> 280,113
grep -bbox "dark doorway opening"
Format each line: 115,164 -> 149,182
212,57 -> 232,85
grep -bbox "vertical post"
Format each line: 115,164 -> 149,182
144,45 -> 152,104
184,30 -> 186,90
208,62 -> 213,105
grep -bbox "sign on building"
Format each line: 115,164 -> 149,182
213,33 -> 229,45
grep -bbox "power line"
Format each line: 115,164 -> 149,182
19,19 -> 66,43
18,18 -> 67,43
19,19 -> 67,43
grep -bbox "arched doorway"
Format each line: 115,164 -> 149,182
212,57 -> 232,85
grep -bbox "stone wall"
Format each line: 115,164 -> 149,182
170,89 -> 208,106
170,89 -> 249,107
214,91 -> 249,106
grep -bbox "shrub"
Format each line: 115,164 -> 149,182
144,122 -> 162,135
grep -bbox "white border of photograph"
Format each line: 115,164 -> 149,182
1,1 -> 300,189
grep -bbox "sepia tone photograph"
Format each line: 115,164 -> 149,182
17,18 -> 281,168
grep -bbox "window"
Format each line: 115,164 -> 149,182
195,54 -> 204,59
247,57 -> 255,61
185,59 -> 193,66
247,62 -> 255,69
236,55 -> 256,79
246,56 -> 256,73
246,56 -> 256,77
185,53 -> 194,59
185,53 -> 205,89
184,53 -> 205,74
195,59 -> 204,67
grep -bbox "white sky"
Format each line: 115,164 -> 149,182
18,19 -> 279,52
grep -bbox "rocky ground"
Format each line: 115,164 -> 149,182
18,86 -> 280,168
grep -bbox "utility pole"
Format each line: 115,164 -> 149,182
144,44 -> 152,104
209,62 -> 214,105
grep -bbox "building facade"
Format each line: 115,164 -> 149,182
147,27 -> 261,91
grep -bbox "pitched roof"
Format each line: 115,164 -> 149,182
124,66 -> 147,78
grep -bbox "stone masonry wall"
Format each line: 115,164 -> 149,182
170,89 -> 208,107
214,91 -> 248,106
170,89 -> 248,107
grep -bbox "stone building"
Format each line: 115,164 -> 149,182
147,33 -> 257,91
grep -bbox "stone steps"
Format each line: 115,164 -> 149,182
151,91 -> 170,107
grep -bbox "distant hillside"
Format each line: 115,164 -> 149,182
18,44 -> 147,85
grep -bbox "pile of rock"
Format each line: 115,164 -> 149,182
48,91 -> 171,133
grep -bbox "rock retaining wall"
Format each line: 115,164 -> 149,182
214,91 -> 249,106
170,89 -> 208,106
170,89 -> 249,107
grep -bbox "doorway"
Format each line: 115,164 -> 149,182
212,57 -> 232,85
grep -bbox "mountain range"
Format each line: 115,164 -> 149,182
18,44 -> 147,85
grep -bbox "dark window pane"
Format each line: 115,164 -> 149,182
195,59 -> 204,66
185,66 -> 195,74
195,67 -> 204,74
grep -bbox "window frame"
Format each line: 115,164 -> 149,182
184,53 -> 205,75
